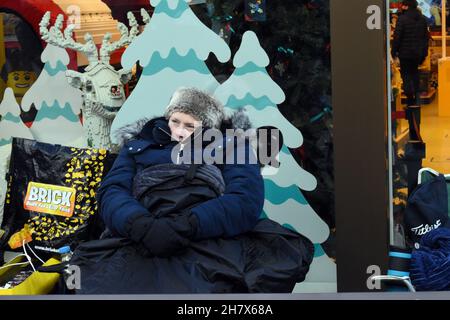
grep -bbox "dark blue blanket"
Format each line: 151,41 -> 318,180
410,228 -> 450,291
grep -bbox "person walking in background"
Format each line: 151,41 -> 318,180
392,0 -> 430,140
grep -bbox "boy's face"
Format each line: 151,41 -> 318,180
168,112 -> 202,143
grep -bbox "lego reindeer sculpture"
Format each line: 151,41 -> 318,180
39,11 -> 146,150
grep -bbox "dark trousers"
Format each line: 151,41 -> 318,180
405,106 -> 421,140
400,59 -> 422,140
400,59 -> 423,194
400,59 -> 421,107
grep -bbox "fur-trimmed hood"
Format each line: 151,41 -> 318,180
113,108 -> 254,148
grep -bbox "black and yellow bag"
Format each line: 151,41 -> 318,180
0,138 -> 116,254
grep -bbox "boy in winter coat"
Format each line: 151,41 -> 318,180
97,87 -> 265,257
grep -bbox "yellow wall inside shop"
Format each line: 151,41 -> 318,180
438,57 -> 450,117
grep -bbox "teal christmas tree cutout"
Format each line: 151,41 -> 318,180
110,0 -> 231,140
0,87 -> 33,147
0,87 -> 33,221
215,31 -> 336,292
215,32 -> 302,148
21,44 -> 84,147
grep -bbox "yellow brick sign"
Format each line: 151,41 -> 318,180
24,182 -> 76,217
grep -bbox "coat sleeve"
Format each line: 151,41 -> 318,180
97,146 -> 150,236
190,138 -> 265,239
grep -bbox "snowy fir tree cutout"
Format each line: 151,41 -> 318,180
215,32 -> 302,148
110,0 -> 231,141
215,31 -> 336,292
0,87 -> 33,221
21,44 -> 84,147
0,87 -> 33,147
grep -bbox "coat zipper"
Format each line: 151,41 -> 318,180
176,143 -> 184,164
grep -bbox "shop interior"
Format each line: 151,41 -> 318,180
390,0 -> 450,249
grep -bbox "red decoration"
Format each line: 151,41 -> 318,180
0,0 -> 78,70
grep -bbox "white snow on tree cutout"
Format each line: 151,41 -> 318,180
0,87 -> 33,147
0,87 -> 33,223
214,31 -> 336,292
21,44 -> 84,147
110,0 -> 231,141
215,32 -> 301,148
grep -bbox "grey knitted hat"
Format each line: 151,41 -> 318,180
164,87 -> 225,129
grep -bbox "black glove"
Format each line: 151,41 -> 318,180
128,213 -> 198,257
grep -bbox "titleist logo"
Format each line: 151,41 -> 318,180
411,220 -> 442,236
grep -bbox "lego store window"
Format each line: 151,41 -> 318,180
0,11 -> 43,123
0,1 -> 336,293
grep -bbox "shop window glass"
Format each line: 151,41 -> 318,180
0,0 -> 336,293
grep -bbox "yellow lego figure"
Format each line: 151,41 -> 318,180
0,50 -> 37,104
6,71 -> 37,102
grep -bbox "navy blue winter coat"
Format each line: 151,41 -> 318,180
97,116 -> 265,240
